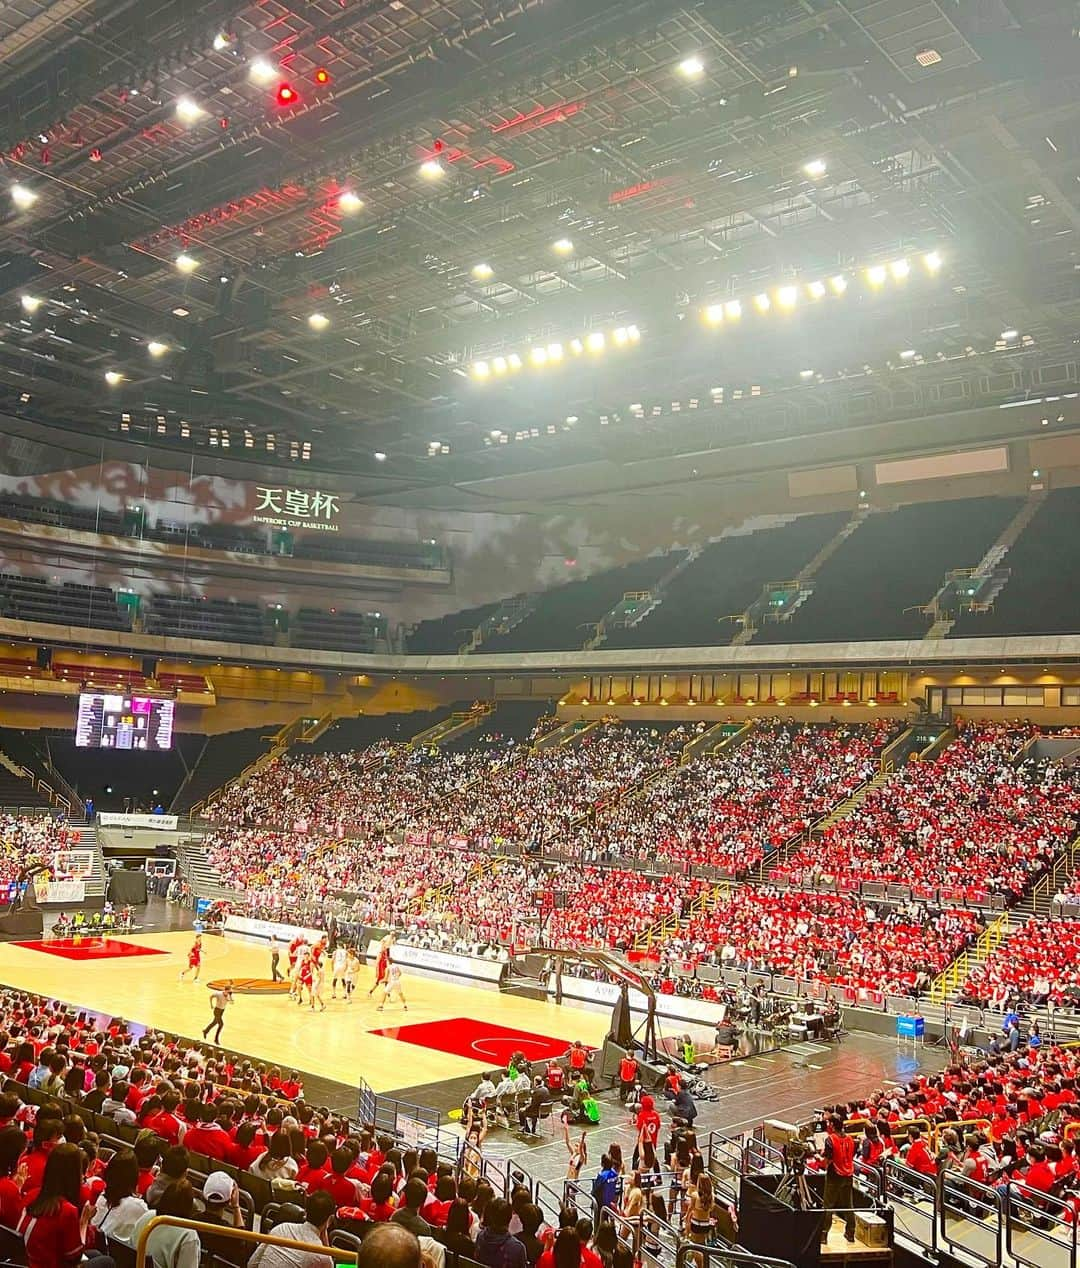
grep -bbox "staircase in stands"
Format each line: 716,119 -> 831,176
586,545 -> 703,650
925,490 -> 1047,639
173,834 -> 243,904
734,510 -> 870,645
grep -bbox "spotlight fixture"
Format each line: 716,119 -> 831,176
104,371 -> 123,386
212,32 -> 235,52
753,292 -> 771,313
829,274 -> 848,294
19,295 -> 42,314
147,340 -> 169,358
899,349 -> 916,360
275,83 -> 299,106
373,451 -> 387,462
492,356 -> 508,374
626,325 -> 640,341
529,347 -> 548,367
419,159 -> 445,179
807,280 -> 827,300
338,191 -> 364,213
507,353 -> 522,370
175,253 -> 198,274
803,159 -> 827,178
705,304 -> 725,325
723,302 -> 741,321
552,237 -> 574,255
10,184 -> 37,210
471,262 -> 494,280
314,68 -> 331,85
569,339 -> 584,356
678,55 -> 705,78
1001,328 -> 1019,340
175,97 -> 205,124
585,331 -> 605,352
889,258 -> 910,280
923,250 -> 943,273
249,58 -> 277,85
172,307 -> 190,317
800,369 -> 814,379
472,361 -> 490,379
776,285 -> 798,309
866,264 -> 887,286
547,342 -> 563,362
308,312 -> 330,331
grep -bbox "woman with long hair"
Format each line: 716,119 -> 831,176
249,1130 -> 299,1182
0,1124 -> 27,1229
683,1174 -> 736,1265
18,1142 -> 110,1268
90,1148 -> 147,1245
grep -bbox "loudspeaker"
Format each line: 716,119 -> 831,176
36,646 -> 50,670
141,656 -> 157,679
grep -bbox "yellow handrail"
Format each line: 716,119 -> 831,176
929,911 -> 1010,1004
135,1216 -> 357,1268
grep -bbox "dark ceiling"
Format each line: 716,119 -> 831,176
0,0 -> 1078,506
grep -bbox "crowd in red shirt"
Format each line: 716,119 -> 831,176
961,919 -> 1080,1011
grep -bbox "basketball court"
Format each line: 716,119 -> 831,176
0,929 -> 612,1095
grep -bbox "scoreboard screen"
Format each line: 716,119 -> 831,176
75,693 -> 175,750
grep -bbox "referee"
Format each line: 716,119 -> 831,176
203,983 -> 234,1044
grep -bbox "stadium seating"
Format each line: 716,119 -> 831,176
0,574 -> 131,631
291,608 -> 387,653
143,596 -> 269,644
950,486 -> 1080,637
756,496 -> 1021,644
604,513 -> 848,649
172,727 -> 276,814
771,723 -> 1080,905
480,554 -> 682,653
959,918 -> 1080,1010
407,602 -> 502,654
569,721 -> 896,872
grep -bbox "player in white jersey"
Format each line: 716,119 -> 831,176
343,947 -> 361,1002
331,944 -> 348,998
376,963 -> 408,1012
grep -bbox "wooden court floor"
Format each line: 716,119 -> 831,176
0,931 -> 612,1095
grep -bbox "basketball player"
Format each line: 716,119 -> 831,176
343,946 -> 361,1003
287,935 -> 304,981
367,932 -> 396,996
375,963 -> 407,1012
296,948 -> 313,1008
289,944 -> 307,1001
309,954 -> 327,1012
178,934 -> 203,982
331,943 -> 347,999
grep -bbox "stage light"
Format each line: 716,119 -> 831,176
923,250 -> 943,273
705,304 -> 725,325
776,285 -> 798,309
172,306 -> 190,317
507,353 -> 522,370
803,159 -> 827,178
104,371 -> 123,386
866,264 -> 887,286
529,346 -> 548,367
249,58 -> 277,85
147,340 -> 169,358
175,97 -> 205,124
753,292 -> 770,313
890,257 -> 910,280
212,32 -> 234,52
613,328 -> 629,345
800,369 -> 814,379
585,331 -> 605,352
492,356 -> 508,374
829,274 -> 848,295
627,324 -> 641,341
900,349 -> 916,360
338,191 -> 364,213
419,159 -> 444,179
678,55 -> 705,78
552,237 -> 574,255
10,184 -> 37,210
1001,328 -> 1019,340
569,338 -> 584,355
276,83 -> 299,106
547,342 -> 564,362
314,68 -> 331,85
374,451 -> 387,462
472,361 -> 490,379
307,312 -> 329,331
19,295 -> 42,314
717,301 -> 739,322
175,253 -> 198,273
807,280 -> 826,300
471,262 -> 494,280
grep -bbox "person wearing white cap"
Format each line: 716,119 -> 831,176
200,1172 -> 246,1267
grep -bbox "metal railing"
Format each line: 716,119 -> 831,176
134,1216 -> 357,1268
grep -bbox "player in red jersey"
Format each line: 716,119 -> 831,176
367,932 -> 396,996
178,934 -> 203,982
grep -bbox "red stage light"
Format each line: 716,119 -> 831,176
276,83 -> 299,106
314,68 -> 331,85
89,148 -> 102,163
